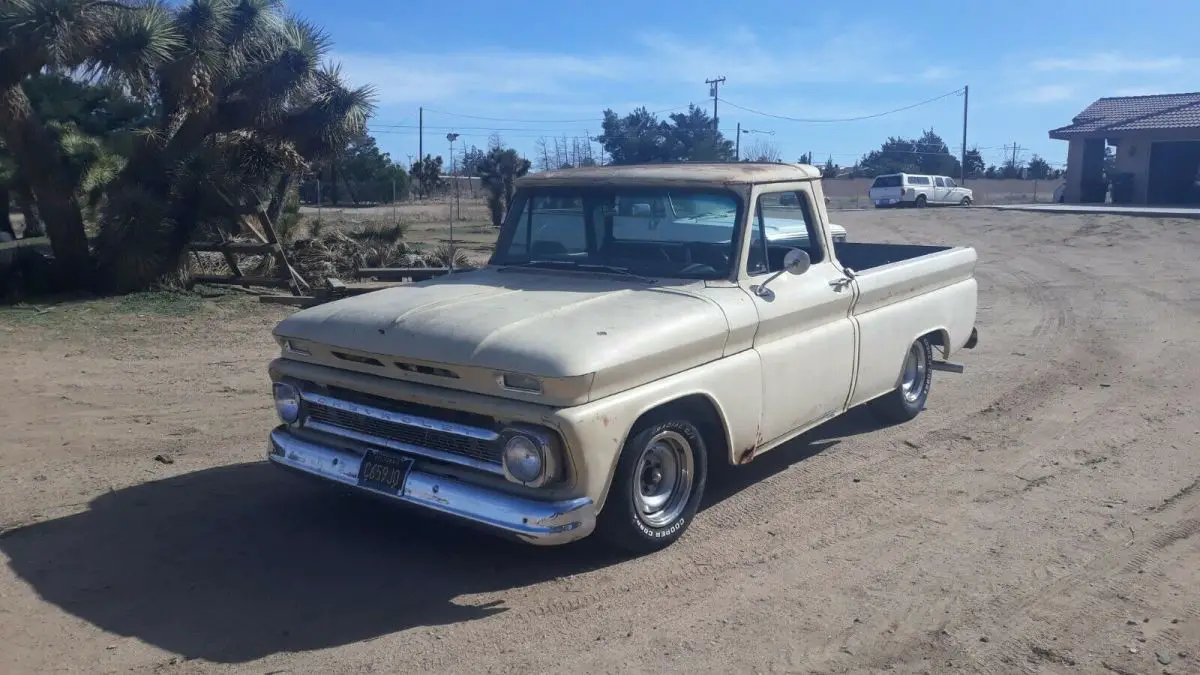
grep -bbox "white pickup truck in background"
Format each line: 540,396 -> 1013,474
265,162 -> 980,554
870,172 -> 973,208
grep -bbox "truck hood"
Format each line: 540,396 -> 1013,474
273,267 -> 733,401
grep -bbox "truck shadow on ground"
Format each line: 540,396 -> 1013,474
702,406 -> 883,507
0,408 -> 885,664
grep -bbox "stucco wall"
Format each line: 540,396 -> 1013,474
1105,129 -> 1200,204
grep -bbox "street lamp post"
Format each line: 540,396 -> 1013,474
446,132 -> 459,272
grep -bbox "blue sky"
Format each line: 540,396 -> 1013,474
287,0 -> 1198,171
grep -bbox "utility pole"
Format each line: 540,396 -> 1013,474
418,107 -> 424,161
735,123 -> 741,161
961,85 -> 969,184
446,132 -> 459,271
706,76 -> 726,131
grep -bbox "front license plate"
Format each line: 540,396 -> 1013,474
357,450 -> 414,495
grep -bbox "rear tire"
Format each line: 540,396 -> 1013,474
867,336 -> 934,424
596,416 -> 708,555
915,194 -> 928,208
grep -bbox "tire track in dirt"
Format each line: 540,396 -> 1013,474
845,245 -> 1200,673
972,513 -> 1200,674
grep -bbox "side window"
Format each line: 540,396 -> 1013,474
934,177 -> 946,187
747,189 -> 825,276
945,177 -> 957,188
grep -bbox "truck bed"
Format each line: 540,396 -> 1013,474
832,242 -> 952,273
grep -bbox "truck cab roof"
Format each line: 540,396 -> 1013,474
517,162 -> 824,189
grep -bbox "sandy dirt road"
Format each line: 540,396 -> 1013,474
2,208 -> 1199,674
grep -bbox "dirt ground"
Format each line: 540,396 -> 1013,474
2,207 -> 1199,675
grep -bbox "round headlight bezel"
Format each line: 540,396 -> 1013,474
500,427 -> 559,488
272,381 -> 302,424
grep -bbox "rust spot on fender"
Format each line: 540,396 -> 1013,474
601,415 -> 610,427
738,446 -> 755,464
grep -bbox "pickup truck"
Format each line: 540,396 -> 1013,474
266,163 -> 980,554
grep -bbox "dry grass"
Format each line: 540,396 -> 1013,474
186,216 -> 480,288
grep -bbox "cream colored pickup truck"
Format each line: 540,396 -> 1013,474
266,163 -> 979,554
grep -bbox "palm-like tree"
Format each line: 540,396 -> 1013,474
94,0 -> 375,291
478,147 -> 531,227
0,0 -> 180,287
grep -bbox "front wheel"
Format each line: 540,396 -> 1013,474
867,336 -> 934,424
596,417 -> 708,554
960,196 -> 972,206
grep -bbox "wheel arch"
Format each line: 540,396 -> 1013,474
593,391 -> 732,514
892,328 -> 947,387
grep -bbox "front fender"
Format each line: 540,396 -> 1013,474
553,349 -> 763,512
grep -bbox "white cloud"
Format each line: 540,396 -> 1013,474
335,23 -> 950,111
1015,84 -> 1077,104
1032,53 -> 1185,74
334,51 -> 638,106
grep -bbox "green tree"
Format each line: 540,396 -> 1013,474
336,134 -> 408,203
0,0 -> 180,287
91,1 -> 374,292
857,129 -> 961,178
410,155 -> 444,198
596,105 -> 733,164
821,157 -> 839,179
1026,155 -> 1051,180
478,147 -> 530,227
963,148 -> 986,178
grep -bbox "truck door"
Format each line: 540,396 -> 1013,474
741,186 -> 858,446
933,176 -> 950,203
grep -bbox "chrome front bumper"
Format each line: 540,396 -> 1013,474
267,427 -> 597,546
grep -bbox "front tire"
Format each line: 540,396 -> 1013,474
868,336 -> 934,424
960,196 -> 972,206
596,417 -> 708,555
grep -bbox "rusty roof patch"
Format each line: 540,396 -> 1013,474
516,162 -> 823,188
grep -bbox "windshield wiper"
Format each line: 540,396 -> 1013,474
507,259 -> 655,282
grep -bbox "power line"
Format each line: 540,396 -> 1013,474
416,104 -> 695,124
720,87 -> 966,123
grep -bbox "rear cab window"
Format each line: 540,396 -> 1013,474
871,175 -> 903,188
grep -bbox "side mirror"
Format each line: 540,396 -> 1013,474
750,248 -> 810,300
782,248 -> 811,276
631,203 -> 652,217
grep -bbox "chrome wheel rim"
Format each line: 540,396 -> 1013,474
900,342 -> 929,403
633,430 -> 694,528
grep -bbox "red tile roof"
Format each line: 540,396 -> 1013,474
1049,92 -> 1200,139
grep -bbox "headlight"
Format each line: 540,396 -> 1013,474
500,427 -> 559,487
273,381 -> 302,424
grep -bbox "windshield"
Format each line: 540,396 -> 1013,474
491,187 -> 744,279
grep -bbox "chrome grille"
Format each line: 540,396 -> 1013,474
298,390 -> 504,472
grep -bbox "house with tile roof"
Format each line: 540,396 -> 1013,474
1050,92 -> 1200,205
